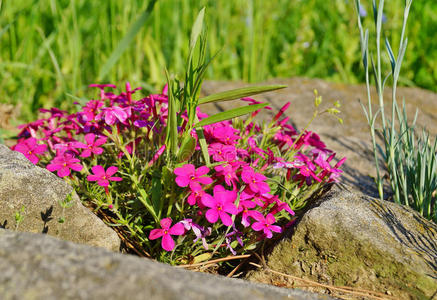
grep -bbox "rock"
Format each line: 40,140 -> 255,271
0,144 -> 120,251
246,186 -> 437,299
0,229 -> 332,300
201,78 -> 437,197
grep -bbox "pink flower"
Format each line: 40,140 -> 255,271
174,164 -> 212,191
87,165 -> 122,187
269,199 -> 295,216
149,218 -> 185,251
47,153 -> 83,177
251,213 -> 282,238
14,137 -> 47,164
180,219 -> 211,250
96,106 -> 129,125
208,143 -> 236,162
237,200 -> 263,227
212,126 -> 240,145
73,133 -> 107,158
89,83 -> 116,100
81,100 -> 103,122
201,185 -> 238,226
187,189 -> 206,206
241,166 -> 270,194
214,163 -> 238,187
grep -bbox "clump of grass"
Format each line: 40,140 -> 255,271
355,0 -> 436,222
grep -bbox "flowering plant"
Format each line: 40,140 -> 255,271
11,9 -> 345,267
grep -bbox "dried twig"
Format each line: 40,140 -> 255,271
249,262 -> 396,300
176,254 -> 251,269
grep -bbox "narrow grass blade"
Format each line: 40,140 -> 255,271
189,7 -> 205,51
199,85 -> 286,105
164,69 -> 178,158
194,103 -> 268,128
195,127 -> 211,166
0,24 -> 11,39
98,0 -> 157,80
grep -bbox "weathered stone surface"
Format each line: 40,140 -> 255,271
0,229 -> 332,300
0,144 -> 120,251
202,78 -> 437,197
246,186 -> 437,299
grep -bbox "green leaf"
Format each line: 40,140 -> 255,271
0,24 -> 11,40
98,0 -> 157,80
189,7 -> 205,51
198,85 -> 286,105
164,70 -> 178,158
194,103 -> 268,128
151,172 -> 162,217
177,135 -> 197,162
195,127 -> 211,166
193,252 -> 212,264
138,188 -> 159,223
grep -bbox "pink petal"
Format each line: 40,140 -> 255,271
84,133 -> 95,144
94,137 -> 107,146
168,223 -> 185,235
92,147 -> 104,155
219,211 -> 232,226
27,154 -> 39,165
26,138 -> 37,148
91,165 -> 105,176
162,234 -> 175,251
106,166 -> 118,177
87,175 -> 100,181
248,210 -> 264,220
57,167 -> 70,177
195,166 -> 210,176
34,144 -> 47,154
270,225 -> 282,233
14,143 -> 29,154
197,177 -> 213,185
149,229 -> 164,240
189,181 -> 202,191
47,163 -> 60,172
205,209 -> 219,224
160,218 -> 172,230
223,203 -> 238,215
201,194 -> 215,208
175,176 -> 189,187
108,176 -> 122,182
70,163 -> 83,172
174,164 -> 195,176
266,213 -> 276,225
187,194 -> 196,205
105,113 -> 116,125
251,222 -> 264,231
263,228 -> 273,239
213,185 -> 226,194
97,179 -> 109,187
80,149 -> 92,158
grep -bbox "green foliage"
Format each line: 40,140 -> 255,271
0,0 -> 435,123
355,0 -> 436,222
14,205 -> 25,230
58,192 -> 75,223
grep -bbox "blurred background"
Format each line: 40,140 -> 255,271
0,0 -> 435,125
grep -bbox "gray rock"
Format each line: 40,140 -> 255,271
0,144 -> 120,251
246,186 -> 437,299
201,78 -> 437,197
0,229 -> 332,300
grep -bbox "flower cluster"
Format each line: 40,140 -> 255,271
11,82 -> 345,262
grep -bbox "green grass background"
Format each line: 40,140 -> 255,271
0,0 -> 436,122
